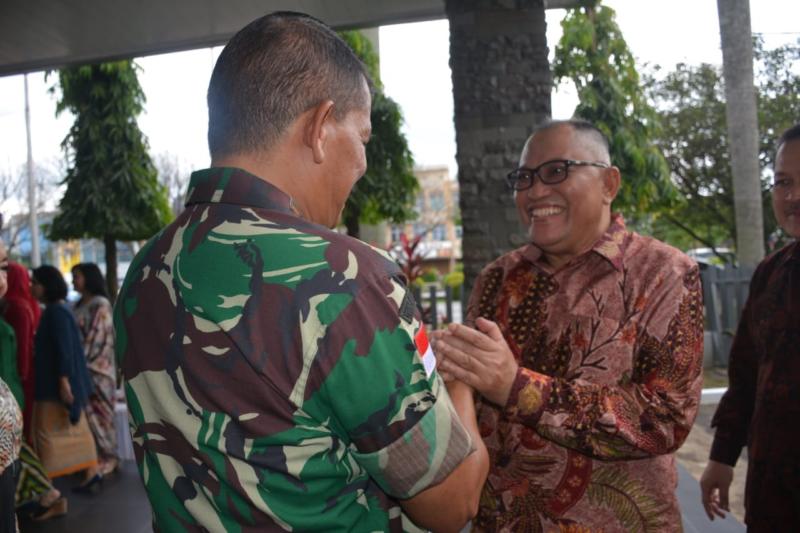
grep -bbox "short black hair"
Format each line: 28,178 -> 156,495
32,265 -> 68,304
207,11 -> 371,160
72,262 -> 109,301
777,123 -> 800,155
531,119 -> 611,162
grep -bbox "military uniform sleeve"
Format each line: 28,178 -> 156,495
316,273 -> 473,499
502,265 -> 704,460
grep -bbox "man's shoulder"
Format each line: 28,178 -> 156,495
761,240 -> 798,267
750,240 -> 798,281
625,232 -> 697,275
118,205 -> 403,312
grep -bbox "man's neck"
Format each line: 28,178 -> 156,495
210,152 -> 309,217
540,213 -> 612,271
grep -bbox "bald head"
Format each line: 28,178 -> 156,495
513,118 -> 621,269
523,119 -> 611,166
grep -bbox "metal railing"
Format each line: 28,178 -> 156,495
700,265 -> 754,366
411,285 -> 458,329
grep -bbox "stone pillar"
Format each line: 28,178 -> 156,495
445,0 -> 551,302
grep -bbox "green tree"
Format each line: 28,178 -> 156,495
647,38 -> 800,256
339,31 -> 417,239
50,61 -> 171,299
552,0 -> 673,214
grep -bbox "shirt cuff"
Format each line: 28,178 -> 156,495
349,375 -> 473,499
709,434 -> 743,467
503,367 -> 551,426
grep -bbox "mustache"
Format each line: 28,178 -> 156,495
783,201 -> 800,214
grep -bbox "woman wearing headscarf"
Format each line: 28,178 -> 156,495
30,265 -> 100,492
3,262 -> 40,438
71,263 -> 118,476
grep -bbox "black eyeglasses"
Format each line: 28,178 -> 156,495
771,176 -> 798,196
506,159 -> 610,191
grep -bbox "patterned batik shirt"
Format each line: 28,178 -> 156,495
467,215 -> 703,533
710,241 -> 800,529
0,377 -> 22,474
114,167 -> 473,532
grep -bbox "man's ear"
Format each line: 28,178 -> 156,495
602,166 -> 622,205
304,99 -> 335,164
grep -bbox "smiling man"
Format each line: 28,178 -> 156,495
433,119 -> 704,532
701,123 -> 800,531
114,12 -> 487,532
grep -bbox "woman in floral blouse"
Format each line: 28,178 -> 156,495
71,263 -> 118,476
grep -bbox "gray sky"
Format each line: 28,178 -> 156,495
0,0 -> 798,214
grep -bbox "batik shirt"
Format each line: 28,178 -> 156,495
468,215 -> 703,533
710,241 -> 800,528
0,377 -> 22,475
114,167 -> 472,532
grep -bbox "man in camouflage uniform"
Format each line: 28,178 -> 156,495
114,12 -> 488,532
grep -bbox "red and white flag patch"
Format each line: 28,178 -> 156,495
414,326 -> 436,378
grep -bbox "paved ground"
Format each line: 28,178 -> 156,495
19,461 -> 150,533
19,405 -> 747,533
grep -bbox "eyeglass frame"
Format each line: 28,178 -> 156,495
506,159 -> 610,191
770,175 -> 799,197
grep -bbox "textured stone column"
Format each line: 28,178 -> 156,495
446,0 -> 551,302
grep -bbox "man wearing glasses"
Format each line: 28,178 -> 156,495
433,119 -> 703,532
700,123 -> 800,531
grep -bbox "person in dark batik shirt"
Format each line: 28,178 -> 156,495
701,123 -> 800,531
114,11 -> 488,533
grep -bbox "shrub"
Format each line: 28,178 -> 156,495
421,268 -> 439,283
443,271 -> 464,301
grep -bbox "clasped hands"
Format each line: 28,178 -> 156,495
430,317 -> 519,407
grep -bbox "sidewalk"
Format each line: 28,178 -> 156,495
19,461 -> 150,533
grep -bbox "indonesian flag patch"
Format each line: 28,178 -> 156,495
414,326 -> 436,378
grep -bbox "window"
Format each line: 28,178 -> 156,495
433,224 -> 446,241
391,226 -> 403,243
414,195 -> 425,214
429,191 -> 445,211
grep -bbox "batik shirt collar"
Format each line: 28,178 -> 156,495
522,213 -> 629,272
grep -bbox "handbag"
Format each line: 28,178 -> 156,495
31,401 -> 98,478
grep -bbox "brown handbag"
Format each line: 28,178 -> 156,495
31,401 -> 98,478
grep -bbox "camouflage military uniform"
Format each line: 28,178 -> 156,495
114,167 -> 473,532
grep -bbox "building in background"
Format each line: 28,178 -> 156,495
2,212 -> 135,290
393,165 -> 461,274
